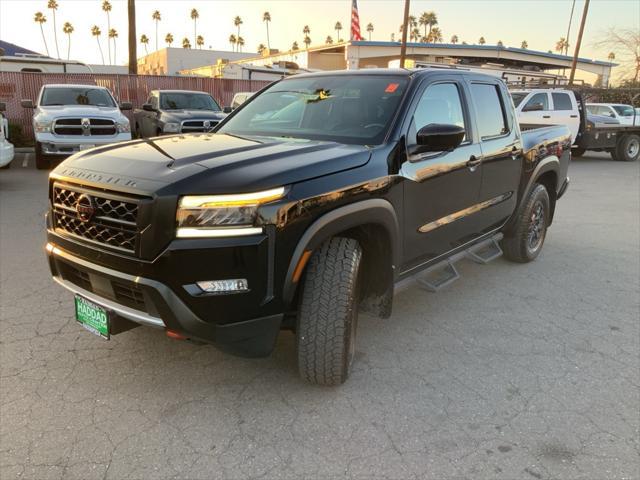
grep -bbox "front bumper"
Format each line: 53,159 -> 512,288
37,132 -> 132,155
46,242 -> 283,357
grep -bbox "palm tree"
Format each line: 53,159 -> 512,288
237,36 -> 245,52
366,23 -> 374,40
410,27 -> 420,42
91,25 -> 105,64
326,35 -> 333,44
108,28 -> 117,64
303,25 -> 310,37
409,15 -> 418,30
229,34 -> 237,51
390,33 -> 395,42
190,9 -> 199,46
234,16 -> 243,38
478,36 -> 486,45
140,34 -> 149,54
263,11 -> 271,50
182,37 -> 191,49
152,10 -> 161,51
47,0 -> 60,58
196,35 -> 204,49
257,43 -> 266,55
165,33 -> 174,47
292,41 -> 299,51
334,21 -> 342,42
497,40 -> 504,47
102,1 -> 112,64
555,37 -> 568,54
303,35 -> 311,49
450,34 -> 459,44
521,40 -> 528,49
63,21 -> 73,60
607,51 -> 615,62
428,27 -> 443,43
419,11 -> 437,38
34,12 -> 49,56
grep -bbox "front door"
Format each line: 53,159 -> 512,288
401,79 -> 483,271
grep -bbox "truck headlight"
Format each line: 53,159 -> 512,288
34,119 -> 53,133
163,122 -> 180,133
176,187 -> 285,238
116,119 -> 130,133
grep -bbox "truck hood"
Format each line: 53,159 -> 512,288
52,133 -> 371,195
161,110 -> 227,121
38,105 -> 123,117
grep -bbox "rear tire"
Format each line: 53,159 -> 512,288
572,147 -> 586,157
615,134 -> 640,162
35,142 -> 50,170
296,237 -> 362,386
502,184 -> 550,263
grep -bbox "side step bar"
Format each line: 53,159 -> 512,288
416,234 -> 503,292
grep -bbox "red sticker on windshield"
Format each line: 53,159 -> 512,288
385,83 -> 399,93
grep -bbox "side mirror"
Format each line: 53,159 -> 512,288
0,102 -> 5,112
223,106 -> 233,114
142,103 -> 155,112
414,124 -> 465,154
119,101 -> 132,111
21,99 -> 35,109
523,102 -> 544,112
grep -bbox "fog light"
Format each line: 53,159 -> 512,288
196,279 -> 249,294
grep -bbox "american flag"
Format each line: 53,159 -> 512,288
350,0 -> 363,41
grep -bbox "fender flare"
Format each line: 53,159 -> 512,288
282,199 -> 400,304
525,156 -> 560,196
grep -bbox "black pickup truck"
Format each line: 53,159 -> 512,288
46,69 -> 571,385
133,89 -> 227,137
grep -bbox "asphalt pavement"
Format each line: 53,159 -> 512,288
1,151 -> 638,480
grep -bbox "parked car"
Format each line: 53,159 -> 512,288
134,90 -> 227,137
0,102 -> 15,169
21,84 -> 132,169
586,103 -> 639,126
45,68 -> 571,385
227,91 -> 256,111
511,89 -> 580,141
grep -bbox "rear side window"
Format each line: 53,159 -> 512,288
552,93 -> 573,111
470,83 -> 509,139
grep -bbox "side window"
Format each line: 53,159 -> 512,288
552,93 -> 573,111
412,83 -> 466,142
470,83 -> 509,139
524,93 -> 549,111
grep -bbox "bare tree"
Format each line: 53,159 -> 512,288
594,27 -> 640,82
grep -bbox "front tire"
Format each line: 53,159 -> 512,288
296,237 -> 362,386
35,142 -> 50,170
502,184 -> 550,263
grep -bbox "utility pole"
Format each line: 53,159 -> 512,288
569,0 -> 589,85
128,0 -> 137,74
399,0 -> 410,68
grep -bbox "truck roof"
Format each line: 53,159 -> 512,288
42,84 -> 110,89
285,66 -> 498,81
152,89 -> 210,95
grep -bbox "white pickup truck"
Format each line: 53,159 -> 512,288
511,89 -> 581,142
0,102 -> 15,169
21,84 -> 132,169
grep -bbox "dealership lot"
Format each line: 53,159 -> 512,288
1,152 -> 638,479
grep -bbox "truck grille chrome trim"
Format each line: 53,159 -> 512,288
180,119 -> 219,133
53,118 -> 117,136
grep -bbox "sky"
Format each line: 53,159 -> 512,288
1,0 -> 638,82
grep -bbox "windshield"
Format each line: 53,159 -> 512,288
612,105 -> 635,117
218,75 -> 409,145
510,92 -> 528,108
160,92 -> 221,111
41,87 -> 116,107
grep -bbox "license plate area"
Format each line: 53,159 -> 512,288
75,295 -> 110,339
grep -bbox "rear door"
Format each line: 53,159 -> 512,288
401,76 -> 484,269
551,91 -> 580,141
469,80 -> 523,231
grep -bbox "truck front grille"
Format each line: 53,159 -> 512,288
52,183 -> 142,254
53,118 -> 117,136
181,120 -> 218,133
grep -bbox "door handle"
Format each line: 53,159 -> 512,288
542,115 -> 551,119
467,155 -> 482,170
570,115 -> 578,118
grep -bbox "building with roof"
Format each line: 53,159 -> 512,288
137,47 -> 257,76
228,40 -> 616,86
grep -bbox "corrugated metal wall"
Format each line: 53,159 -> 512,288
0,72 -> 271,138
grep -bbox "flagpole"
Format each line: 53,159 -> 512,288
399,0 -> 410,68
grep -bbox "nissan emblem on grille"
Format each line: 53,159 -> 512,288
75,194 -> 95,222
81,118 -> 91,136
